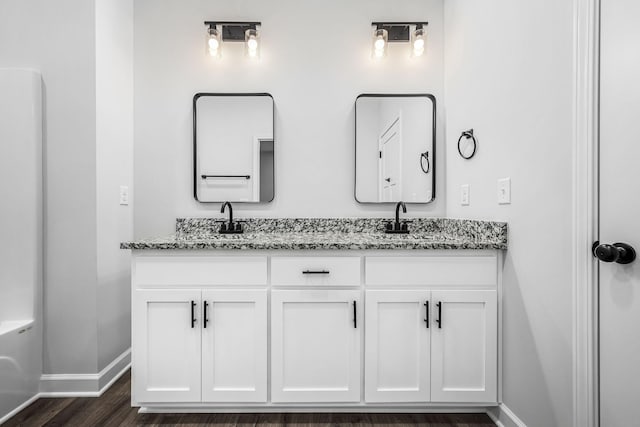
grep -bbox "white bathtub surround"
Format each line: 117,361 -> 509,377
0,69 -> 43,424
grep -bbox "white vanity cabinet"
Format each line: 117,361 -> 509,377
271,290 -> 362,403
201,289 -> 267,403
430,290 -> 497,403
130,250 -> 501,410
132,256 -> 268,404
364,256 -> 498,404
133,289 -> 202,403
364,290 -> 431,403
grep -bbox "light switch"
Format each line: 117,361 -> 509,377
461,184 -> 470,206
497,178 -> 511,204
119,186 -> 129,206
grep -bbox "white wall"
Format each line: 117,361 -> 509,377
0,0 -> 99,375
96,0 -> 134,371
134,0 -> 445,238
444,1 -> 574,426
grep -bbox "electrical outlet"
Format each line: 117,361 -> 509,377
461,184 -> 470,206
119,186 -> 129,206
497,178 -> 511,204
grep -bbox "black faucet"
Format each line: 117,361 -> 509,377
385,201 -> 410,234
219,201 -> 243,234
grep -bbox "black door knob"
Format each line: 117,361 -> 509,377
592,242 -> 636,264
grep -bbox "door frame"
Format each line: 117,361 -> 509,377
573,0 -> 600,426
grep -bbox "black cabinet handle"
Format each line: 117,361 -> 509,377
191,301 -> 197,328
302,270 -> 330,274
424,301 -> 429,328
353,301 -> 357,329
203,301 -> 209,328
436,302 -> 442,329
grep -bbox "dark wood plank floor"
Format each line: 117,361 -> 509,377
4,371 -> 495,427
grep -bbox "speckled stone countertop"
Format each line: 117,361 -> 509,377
120,218 -> 508,251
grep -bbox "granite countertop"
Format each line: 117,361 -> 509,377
121,218 -> 508,251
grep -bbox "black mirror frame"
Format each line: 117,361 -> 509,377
354,93 -> 436,204
193,92 -> 275,204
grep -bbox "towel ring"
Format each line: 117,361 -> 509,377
457,129 -> 477,160
420,151 -> 430,174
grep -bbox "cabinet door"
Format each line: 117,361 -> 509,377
201,289 -> 267,402
133,289 -> 201,403
271,290 -> 361,403
431,290 -> 497,403
365,290 -> 430,402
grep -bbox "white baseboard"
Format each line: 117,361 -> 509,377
0,393 -> 40,425
487,404 -> 527,427
39,348 -> 130,397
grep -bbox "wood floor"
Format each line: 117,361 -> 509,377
4,371 -> 496,427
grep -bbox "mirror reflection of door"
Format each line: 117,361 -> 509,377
378,114 -> 402,202
194,94 -> 274,203
355,94 -> 435,204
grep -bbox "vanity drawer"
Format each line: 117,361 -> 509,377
365,256 -> 497,286
271,257 -> 361,286
134,256 -> 267,286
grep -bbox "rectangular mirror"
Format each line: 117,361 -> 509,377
355,94 -> 435,203
194,93 -> 274,203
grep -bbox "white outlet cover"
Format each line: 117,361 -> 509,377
497,178 -> 511,204
119,185 -> 129,206
461,184 -> 470,206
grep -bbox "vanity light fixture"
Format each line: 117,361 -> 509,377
204,21 -> 261,59
371,22 -> 428,58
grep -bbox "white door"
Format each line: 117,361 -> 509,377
598,0 -> 640,424
430,290 -> 497,403
378,115 -> 402,202
201,289 -> 267,402
133,289 -> 201,403
271,290 -> 361,403
365,290 -> 430,402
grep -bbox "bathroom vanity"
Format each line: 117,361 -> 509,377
122,218 -> 507,412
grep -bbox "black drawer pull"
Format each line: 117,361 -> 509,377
191,301 -> 197,328
436,302 -> 442,329
424,301 -> 429,328
302,270 -> 330,274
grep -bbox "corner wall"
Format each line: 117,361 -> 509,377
444,1 -> 574,426
96,0 -> 134,372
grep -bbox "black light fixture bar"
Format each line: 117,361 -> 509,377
371,21 -> 429,27
205,21 -> 261,41
372,21 -> 428,42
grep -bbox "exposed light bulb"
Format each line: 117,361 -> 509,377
245,29 -> 260,59
372,28 -> 388,59
411,27 -> 426,58
207,26 -> 221,58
